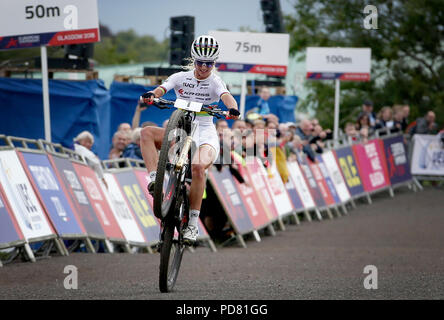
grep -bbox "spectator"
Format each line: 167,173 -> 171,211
402,104 -> 410,131
216,119 -> 229,138
121,128 -> 143,160
255,86 -> 271,115
392,105 -> 405,133
109,130 -> 128,159
118,122 -> 132,133
357,100 -> 377,127
344,122 -> 360,143
73,131 -> 107,189
375,106 -> 394,131
413,111 -> 439,135
357,113 -> 371,131
232,119 -> 247,134
295,119 -> 316,162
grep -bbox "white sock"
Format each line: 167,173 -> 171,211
149,171 -> 156,182
188,210 -> 200,227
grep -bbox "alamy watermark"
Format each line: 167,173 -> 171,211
363,5 -> 378,30
363,265 -> 378,289
64,265 -> 78,290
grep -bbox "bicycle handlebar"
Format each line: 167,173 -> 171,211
146,97 -> 239,120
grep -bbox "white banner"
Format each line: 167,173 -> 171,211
411,134 -> 444,176
287,162 -> 316,209
209,30 -> 289,66
321,151 -> 351,202
99,173 -> 146,244
306,47 -> 371,74
266,161 -> 294,217
0,0 -> 99,37
0,150 -> 54,240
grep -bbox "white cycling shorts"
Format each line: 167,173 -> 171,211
192,117 -> 220,163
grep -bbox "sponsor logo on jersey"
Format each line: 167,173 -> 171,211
183,82 -> 195,88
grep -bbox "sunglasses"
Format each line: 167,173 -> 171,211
194,60 -> 215,68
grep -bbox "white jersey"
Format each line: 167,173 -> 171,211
160,70 -> 229,122
160,69 -> 228,160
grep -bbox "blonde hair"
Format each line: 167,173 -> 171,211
74,131 -> 94,144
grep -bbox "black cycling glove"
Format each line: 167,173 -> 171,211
141,91 -> 155,104
228,108 -> 240,117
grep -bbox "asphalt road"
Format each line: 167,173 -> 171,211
1,185 -> 443,300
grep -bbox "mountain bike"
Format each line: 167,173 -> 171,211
149,97 -> 230,293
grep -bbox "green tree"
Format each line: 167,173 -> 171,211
285,0 -> 444,129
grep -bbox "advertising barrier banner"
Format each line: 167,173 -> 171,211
308,159 -> 336,206
286,161 -> 316,209
266,160 -> 294,217
208,166 -> 255,235
316,156 -> 341,204
0,184 -> 24,246
231,154 -> 272,229
297,154 -> 326,208
410,134 -> 444,176
19,151 -> 84,237
334,146 -> 365,196
245,158 -> 280,220
353,139 -> 390,192
48,155 -> 105,238
382,135 -> 412,184
72,162 -> 125,241
0,150 -> 55,240
113,171 -> 160,244
284,171 -> 305,211
101,173 -> 146,244
321,151 -> 351,203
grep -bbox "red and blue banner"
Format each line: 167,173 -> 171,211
208,166 -> 255,235
307,160 -> 336,206
353,139 -> 390,193
382,135 -> 412,185
0,28 -> 99,50
72,162 -> 125,242
231,154 -> 271,229
334,147 -> 365,197
113,170 -> 160,244
245,159 -> 280,221
48,155 -> 105,239
297,154 -> 326,208
19,152 -> 85,237
216,63 -> 287,77
306,72 -> 370,81
316,156 -> 341,204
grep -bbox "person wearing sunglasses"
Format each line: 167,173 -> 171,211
139,35 -> 240,244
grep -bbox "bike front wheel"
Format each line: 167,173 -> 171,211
153,109 -> 187,219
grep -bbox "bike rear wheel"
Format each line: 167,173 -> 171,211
153,109 -> 186,219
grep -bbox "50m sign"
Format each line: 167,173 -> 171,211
0,0 -> 100,50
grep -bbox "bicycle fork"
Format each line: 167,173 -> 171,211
175,121 -> 197,172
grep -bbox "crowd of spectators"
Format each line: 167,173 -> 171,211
344,100 -> 440,143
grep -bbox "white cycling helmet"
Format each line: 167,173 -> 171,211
190,35 -> 220,62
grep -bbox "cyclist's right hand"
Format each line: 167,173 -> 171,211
141,91 -> 155,105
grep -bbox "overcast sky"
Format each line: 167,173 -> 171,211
97,0 -> 296,41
